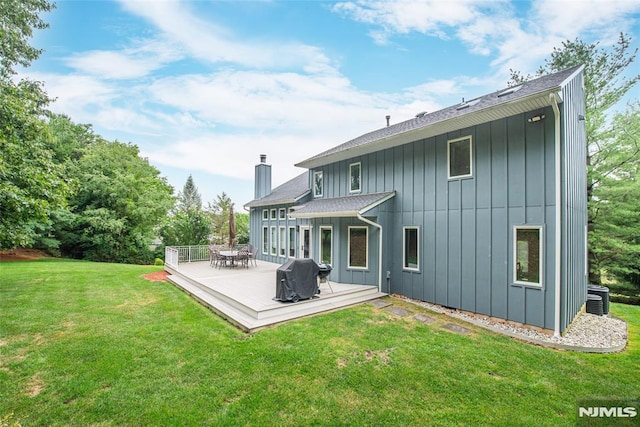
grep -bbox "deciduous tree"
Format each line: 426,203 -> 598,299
0,0 -> 69,248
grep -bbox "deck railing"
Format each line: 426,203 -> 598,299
165,245 -> 211,269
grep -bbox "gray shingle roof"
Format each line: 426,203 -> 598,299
296,65 -> 583,168
289,191 -> 395,218
244,171 -> 310,208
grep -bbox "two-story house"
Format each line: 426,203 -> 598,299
244,65 -> 587,335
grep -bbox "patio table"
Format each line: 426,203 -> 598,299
219,250 -> 239,267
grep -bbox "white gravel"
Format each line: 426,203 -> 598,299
394,295 -> 628,351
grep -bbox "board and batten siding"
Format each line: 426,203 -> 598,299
560,72 -> 588,332
312,108 -> 560,329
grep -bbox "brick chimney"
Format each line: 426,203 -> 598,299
254,154 -> 272,199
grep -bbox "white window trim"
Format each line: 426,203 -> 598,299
513,225 -> 544,287
288,226 -> 296,258
319,226 -> 333,266
402,226 -> 420,272
348,226 -> 368,270
262,226 -> 269,255
279,226 -> 286,257
262,209 -> 268,220
270,209 -> 277,220
279,208 -> 286,220
349,162 -> 362,193
313,171 -> 323,197
270,226 -> 277,256
447,135 -> 473,179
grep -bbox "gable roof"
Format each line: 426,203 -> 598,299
244,171 -> 310,209
289,191 -> 396,218
296,65 -> 584,169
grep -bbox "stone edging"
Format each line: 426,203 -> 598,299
389,295 -> 629,354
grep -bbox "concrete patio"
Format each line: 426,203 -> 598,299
165,260 -> 385,332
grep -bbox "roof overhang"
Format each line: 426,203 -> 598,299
296,88 -> 564,169
289,191 -> 395,219
244,190 -> 311,209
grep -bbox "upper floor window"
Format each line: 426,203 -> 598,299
448,136 -> 472,179
262,209 -> 268,220
350,162 -> 361,193
279,208 -> 286,220
270,209 -> 277,220
313,171 -> 323,197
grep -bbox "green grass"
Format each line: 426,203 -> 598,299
1,259 -> 639,426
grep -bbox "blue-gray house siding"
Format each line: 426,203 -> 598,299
244,65 -> 588,333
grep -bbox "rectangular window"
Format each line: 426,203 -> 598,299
348,226 -> 368,269
279,208 -> 286,220
349,162 -> 361,193
313,171 -> 323,197
514,226 -> 543,286
270,209 -> 277,220
319,226 -> 332,265
403,227 -> 419,271
262,226 -> 269,255
270,226 -> 277,256
448,136 -> 472,179
262,209 -> 268,220
288,227 -> 296,258
279,226 -> 286,257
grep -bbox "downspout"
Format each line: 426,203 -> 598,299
356,213 -> 383,294
550,93 -> 562,337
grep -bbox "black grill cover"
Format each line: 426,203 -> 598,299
274,259 -> 320,302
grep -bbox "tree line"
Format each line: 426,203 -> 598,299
1,1 -> 639,291
0,0 -> 247,264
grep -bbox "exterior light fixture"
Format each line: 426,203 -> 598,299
527,114 -> 545,123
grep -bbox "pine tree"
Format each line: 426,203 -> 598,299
177,175 -> 202,212
510,34 -> 640,284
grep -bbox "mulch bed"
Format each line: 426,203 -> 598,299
142,270 -> 168,282
0,249 -> 50,261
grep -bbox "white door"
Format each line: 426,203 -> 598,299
299,226 -> 312,259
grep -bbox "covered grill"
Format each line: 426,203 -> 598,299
274,259 -> 321,302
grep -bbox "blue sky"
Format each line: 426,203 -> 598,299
25,0 -> 640,208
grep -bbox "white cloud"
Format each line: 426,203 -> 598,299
332,0 -> 497,44
332,0 -> 640,77
65,38 -> 183,79
25,72 -> 116,114
117,0 -> 334,71
145,70 -> 394,132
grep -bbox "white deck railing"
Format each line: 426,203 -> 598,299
165,245 -> 211,269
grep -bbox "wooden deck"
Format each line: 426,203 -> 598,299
165,260 -> 385,332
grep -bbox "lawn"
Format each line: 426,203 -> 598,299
1,259 -> 638,426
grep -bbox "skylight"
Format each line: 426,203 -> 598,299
498,85 -> 522,97
456,99 -> 480,110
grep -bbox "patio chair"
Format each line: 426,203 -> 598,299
211,248 -> 228,269
248,247 -> 258,267
209,246 -> 217,267
237,248 -> 250,268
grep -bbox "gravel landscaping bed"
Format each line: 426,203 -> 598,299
394,295 -> 628,352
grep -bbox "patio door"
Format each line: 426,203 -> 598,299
299,226 -> 311,259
